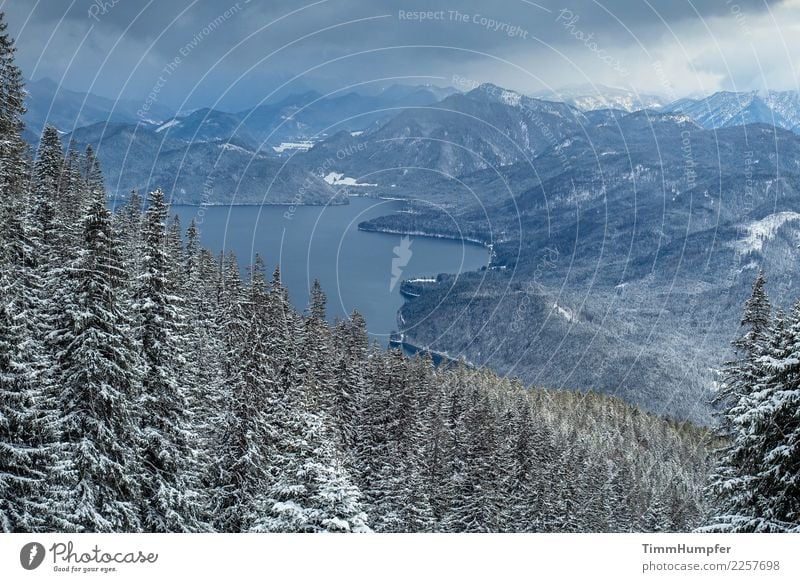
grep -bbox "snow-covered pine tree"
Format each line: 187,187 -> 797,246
209,256 -> 276,532
165,214 -> 184,288
303,279 -> 335,414
441,377 -> 499,532
350,345 -> 398,530
253,408 -> 370,533
329,311 -> 368,455
0,28 -> 26,251
183,237 -> 224,414
712,310 -> 788,532
701,272 -> 794,533
46,185 -> 142,533
736,302 -> 800,532
309,278 -> 327,321
180,221 -> 223,518
82,145 -> 104,194
643,488 -> 668,533
55,142 -> 86,252
0,29 -> 53,532
420,363 -> 450,527
251,274 -> 370,533
31,126 -> 72,371
112,190 -> 144,303
433,365 -> 480,532
395,354 -> 436,531
605,458 -> 636,532
551,444 -> 587,532
715,271 -> 772,432
0,11 -> 29,213
495,390 -> 544,532
0,248 -> 51,532
58,142 -> 83,207
30,126 -> 64,254
133,189 -> 200,532
357,349 -> 435,532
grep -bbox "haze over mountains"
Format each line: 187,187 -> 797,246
25,79 -> 458,203
23,78 -> 800,423
25,78 -> 800,203
533,84 -> 666,113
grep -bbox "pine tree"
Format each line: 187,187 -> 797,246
395,355 -> 436,531
31,126 -> 71,368
303,279 -> 335,413
181,222 -> 222,515
715,271 -> 772,431
249,274 -> 370,533
47,187 -> 141,533
56,142 -> 86,252
133,189 -> 200,532
442,378 -> 499,532
30,126 -> 64,249
209,256 -> 276,532
421,366 -> 450,527
351,346 -> 398,530
0,11 -> 33,301
703,288 -> 800,532
1,168 -> 56,535
165,214 -> 184,288
738,302 -> 800,531
0,22 -> 52,532
330,311 -> 368,455
253,408 -> 370,533
82,145 -> 104,194
643,489 -> 668,532
113,190 -> 144,293
58,143 -> 83,209
0,261 -> 51,532
0,11 -> 29,213
496,391 -> 544,532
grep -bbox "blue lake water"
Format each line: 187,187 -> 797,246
172,198 -> 489,342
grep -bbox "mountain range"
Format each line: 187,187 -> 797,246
25,79 -> 457,202
663,90 -> 800,132
534,83 -> 666,112
22,79 -> 800,422
23,77 -> 173,140
24,79 -> 800,204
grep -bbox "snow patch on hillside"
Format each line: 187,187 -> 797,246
218,143 -> 250,154
500,90 -> 521,107
155,119 -> 180,133
272,141 -> 314,153
553,302 -> 575,322
323,172 -> 377,187
736,212 -> 800,252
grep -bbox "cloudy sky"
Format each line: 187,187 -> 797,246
3,0 -> 799,110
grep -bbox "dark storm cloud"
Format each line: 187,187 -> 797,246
1,0 -> 787,110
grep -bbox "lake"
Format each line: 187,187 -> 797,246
172,198 -> 489,342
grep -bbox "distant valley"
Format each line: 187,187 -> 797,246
24,79 -> 800,423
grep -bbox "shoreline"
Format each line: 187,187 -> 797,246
389,333 -> 475,368
358,223 -> 493,252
